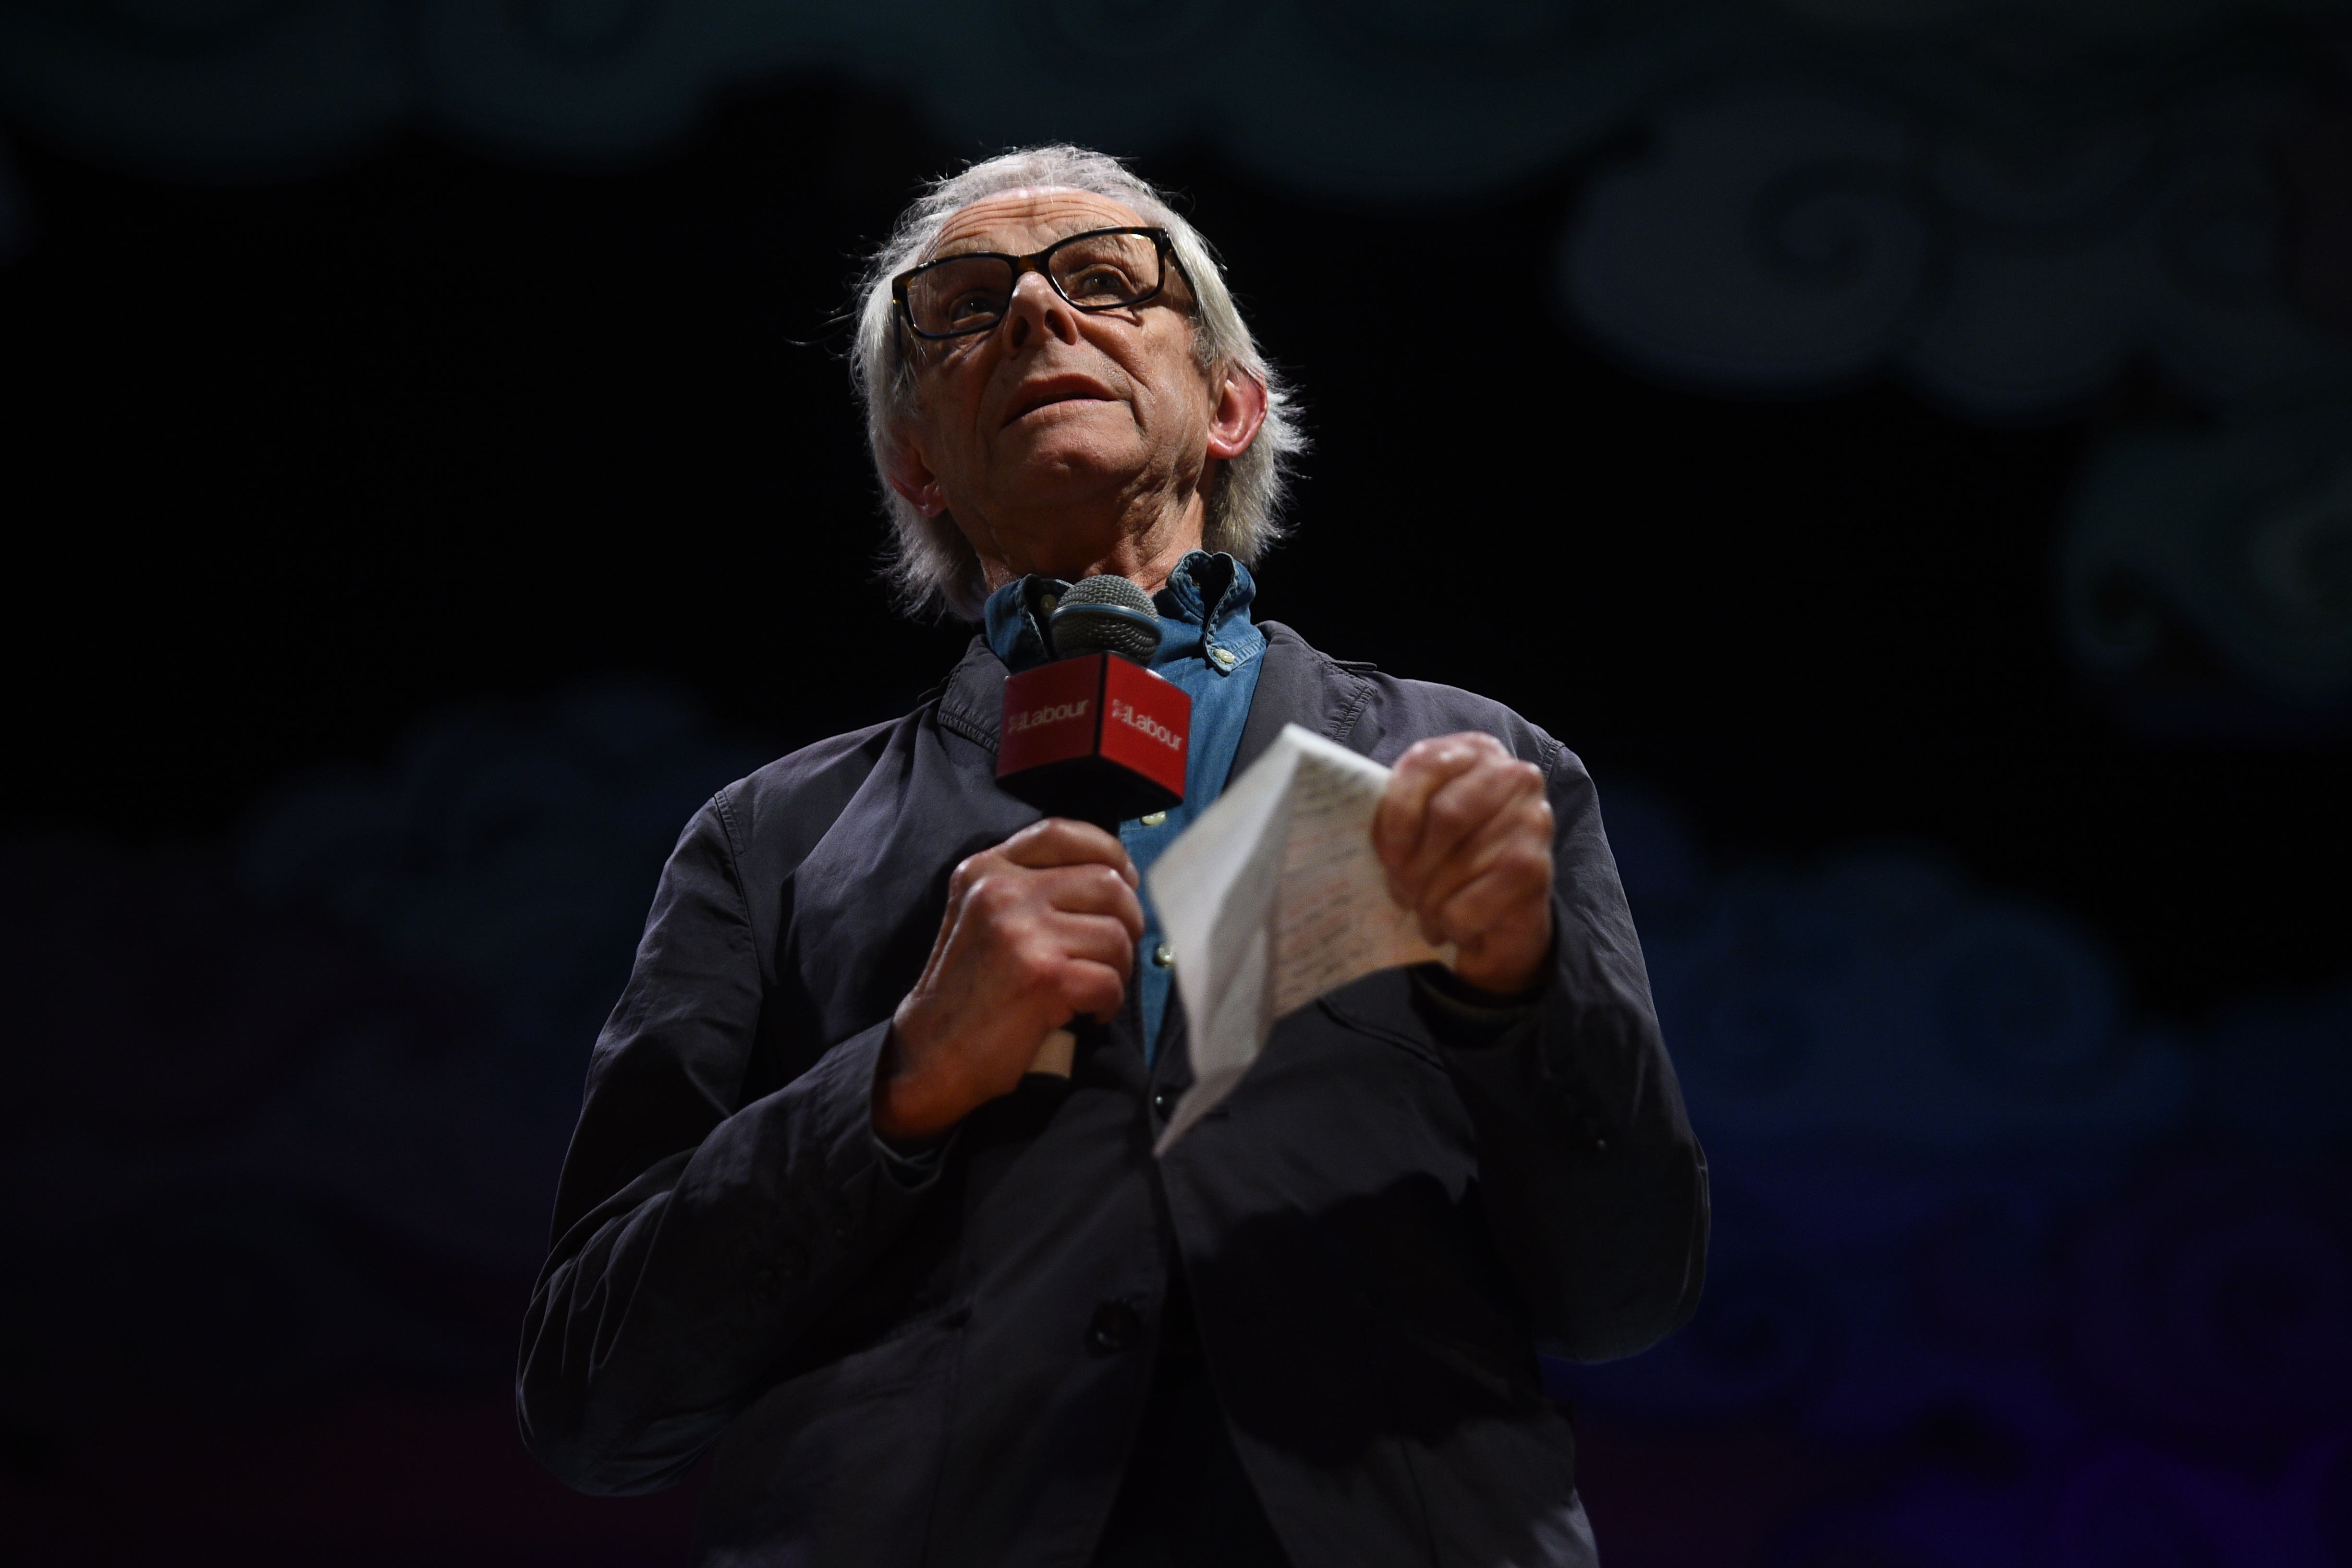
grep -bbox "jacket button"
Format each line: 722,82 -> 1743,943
1151,1085 -> 1180,1119
1085,1300 -> 1143,1354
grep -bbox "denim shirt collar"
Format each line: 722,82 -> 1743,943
982,551 -> 1262,676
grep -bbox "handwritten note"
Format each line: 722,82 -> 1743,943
1146,725 -> 1452,1152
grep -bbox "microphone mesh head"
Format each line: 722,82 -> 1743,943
1050,574 -> 1162,664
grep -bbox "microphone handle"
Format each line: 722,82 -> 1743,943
1028,1028 -> 1077,1078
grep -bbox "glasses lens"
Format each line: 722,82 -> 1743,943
906,255 -> 1016,336
1049,232 -> 1160,308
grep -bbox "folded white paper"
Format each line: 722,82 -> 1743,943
1147,724 -> 1453,1152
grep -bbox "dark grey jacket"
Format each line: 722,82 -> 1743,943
518,621 -> 1708,1567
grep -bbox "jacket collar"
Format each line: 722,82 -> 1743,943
1231,621 -> 1375,775
980,552 -> 1262,677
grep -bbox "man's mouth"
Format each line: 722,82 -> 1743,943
1004,378 -> 1115,425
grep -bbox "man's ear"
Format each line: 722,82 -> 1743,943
1205,368 -> 1269,462
885,433 -> 948,518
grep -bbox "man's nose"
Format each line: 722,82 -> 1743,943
1002,269 -> 1081,351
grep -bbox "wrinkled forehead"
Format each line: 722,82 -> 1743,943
925,187 -> 1150,260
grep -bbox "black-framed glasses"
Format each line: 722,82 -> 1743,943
892,227 -> 1179,341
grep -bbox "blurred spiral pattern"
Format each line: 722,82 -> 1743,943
1645,850 -> 2187,1149
6,0 -> 2344,437
1565,77 -> 2350,422
6,2 -> 2346,710
236,678 -> 767,1063
2066,1160 -> 2352,1459
0,679 -> 763,1443
1563,91 -> 1936,392
1554,793 -> 2349,1558
2061,401 -> 2352,708
0,839 -> 376,1142
0,683 -> 2343,1556
3,2 -> 2349,1554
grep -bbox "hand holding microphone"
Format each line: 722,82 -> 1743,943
878,818 -> 1145,1143
876,575 -> 1189,1142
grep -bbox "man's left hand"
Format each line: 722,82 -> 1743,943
1372,732 -> 1555,997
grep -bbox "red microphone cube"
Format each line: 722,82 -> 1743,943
998,653 -> 1190,824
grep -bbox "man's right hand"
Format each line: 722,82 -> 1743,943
877,818 -> 1145,1143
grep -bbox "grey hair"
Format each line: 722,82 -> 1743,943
851,146 -> 1306,620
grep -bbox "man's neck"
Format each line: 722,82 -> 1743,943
966,492 -> 1206,597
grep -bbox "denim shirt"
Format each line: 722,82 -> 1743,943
983,551 -> 1266,1063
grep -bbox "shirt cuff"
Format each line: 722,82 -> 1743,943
873,1130 -> 950,1189
1407,923 -> 1558,1049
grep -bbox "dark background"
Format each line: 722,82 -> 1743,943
4,6 -> 2350,1564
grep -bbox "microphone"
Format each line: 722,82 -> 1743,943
998,574 -> 1191,827
997,573 -> 1191,1078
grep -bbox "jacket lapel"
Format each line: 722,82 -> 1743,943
1230,620 -> 1375,781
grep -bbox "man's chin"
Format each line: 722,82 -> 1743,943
989,427 -> 1142,494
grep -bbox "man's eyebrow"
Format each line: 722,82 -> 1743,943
923,219 -> 1131,264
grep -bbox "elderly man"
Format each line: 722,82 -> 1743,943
520,146 -> 1707,1567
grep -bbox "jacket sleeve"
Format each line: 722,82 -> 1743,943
1432,744 -> 1709,1362
515,793 -> 935,1494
